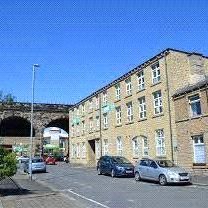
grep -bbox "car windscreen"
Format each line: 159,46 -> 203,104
112,157 -> 131,164
156,160 -> 175,167
32,158 -> 44,163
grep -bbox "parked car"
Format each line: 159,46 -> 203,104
97,156 -> 134,177
45,155 -> 56,165
24,157 -> 46,173
134,158 -> 192,185
16,156 -> 29,163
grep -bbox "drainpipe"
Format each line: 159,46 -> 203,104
99,93 -> 102,157
164,54 -> 174,162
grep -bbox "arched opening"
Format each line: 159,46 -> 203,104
42,117 -> 69,160
0,116 -> 35,137
46,117 -> 69,133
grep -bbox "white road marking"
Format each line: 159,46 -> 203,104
67,189 -> 110,208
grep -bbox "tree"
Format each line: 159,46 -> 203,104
0,147 -> 17,180
0,91 -> 16,104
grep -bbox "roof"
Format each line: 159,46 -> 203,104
173,77 -> 208,98
70,48 -> 208,109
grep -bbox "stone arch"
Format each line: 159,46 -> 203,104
46,117 -> 69,133
0,116 -> 35,137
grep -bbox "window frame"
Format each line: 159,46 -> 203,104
115,106 -> 122,125
126,102 -> 133,123
125,77 -> 132,96
152,62 -> 161,84
137,70 -> 145,91
138,96 -> 147,119
189,94 -> 202,117
153,90 -> 163,115
155,129 -> 166,156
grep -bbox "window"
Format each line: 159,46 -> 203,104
77,143 -> 80,158
103,113 -> 108,129
152,62 -> 160,84
103,139 -> 109,155
115,106 -> 122,125
76,124 -> 80,136
72,144 -> 76,158
189,95 -> 202,117
153,90 -> 163,114
137,70 -> 145,90
132,137 -> 139,158
115,83 -> 121,100
125,78 -> 132,96
95,140 -> 101,159
81,121 -> 85,135
89,117 -> 93,132
96,116 -> 100,130
71,125 -> 75,137
193,135 -> 206,164
89,99 -> 93,112
95,95 -> 99,109
76,107 -> 80,117
116,136 -> 123,156
103,91 -> 107,106
155,129 -> 166,156
138,96 -> 146,119
81,104 -> 85,115
127,102 -> 133,122
81,142 -> 86,158
143,137 -> 149,157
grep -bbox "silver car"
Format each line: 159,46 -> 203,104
134,158 -> 192,185
24,157 -> 46,173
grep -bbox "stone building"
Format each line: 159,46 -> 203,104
69,48 -> 208,169
173,78 -> 208,174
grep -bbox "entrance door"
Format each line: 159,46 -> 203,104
193,135 -> 206,164
88,140 -> 96,167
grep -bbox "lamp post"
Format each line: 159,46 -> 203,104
29,64 -> 40,181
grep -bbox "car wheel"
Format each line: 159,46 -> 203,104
135,172 -> 141,181
111,169 -> 116,178
97,167 -> 102,175
159,174 -> 167,186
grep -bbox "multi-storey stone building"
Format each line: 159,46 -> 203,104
173,78 -> 208,174
69,48 -> 208,170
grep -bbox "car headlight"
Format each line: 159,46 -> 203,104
116,166 -> 124,171
167,171 -> 178,178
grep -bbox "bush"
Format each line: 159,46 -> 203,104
0,147 -> 17,180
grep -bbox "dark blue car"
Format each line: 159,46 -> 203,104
97,156 -> 134,177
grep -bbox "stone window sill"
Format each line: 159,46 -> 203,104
152,113 -> 164,118
138,118 -> 147,122
125,94 -> 132,99
125,121 -> 134,125
151,80 -> 161,87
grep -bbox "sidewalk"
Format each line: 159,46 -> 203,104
0,171 -> 85,208
1,169 -> 208,208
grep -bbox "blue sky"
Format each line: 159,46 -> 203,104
0,0 -> 208,104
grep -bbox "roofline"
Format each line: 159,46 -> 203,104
70,48 -> 207,109
173,78 -> 208,98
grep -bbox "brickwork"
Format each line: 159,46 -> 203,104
173,85 -> 208,174
69,48 -> 208,170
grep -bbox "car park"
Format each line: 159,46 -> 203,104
45,155 -> 56,165
134,158 -> 192,185
97,156 -> 134,177
24,157 -> 46,173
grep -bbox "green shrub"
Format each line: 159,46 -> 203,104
0,147 -> 17,180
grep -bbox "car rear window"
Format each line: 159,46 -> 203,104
32,158 -> 44,163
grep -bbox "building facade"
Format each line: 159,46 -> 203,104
173,79 -> 208,174
69,48 -> 208,169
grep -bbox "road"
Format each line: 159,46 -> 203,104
34,162 -> 208,208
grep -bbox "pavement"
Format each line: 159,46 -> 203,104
0,168 -> 208,208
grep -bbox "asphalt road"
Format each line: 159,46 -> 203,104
34,162 -> 208,208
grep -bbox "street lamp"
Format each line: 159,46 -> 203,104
29,64 -> 40,180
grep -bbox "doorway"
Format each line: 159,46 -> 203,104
88,139 -> 96,167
